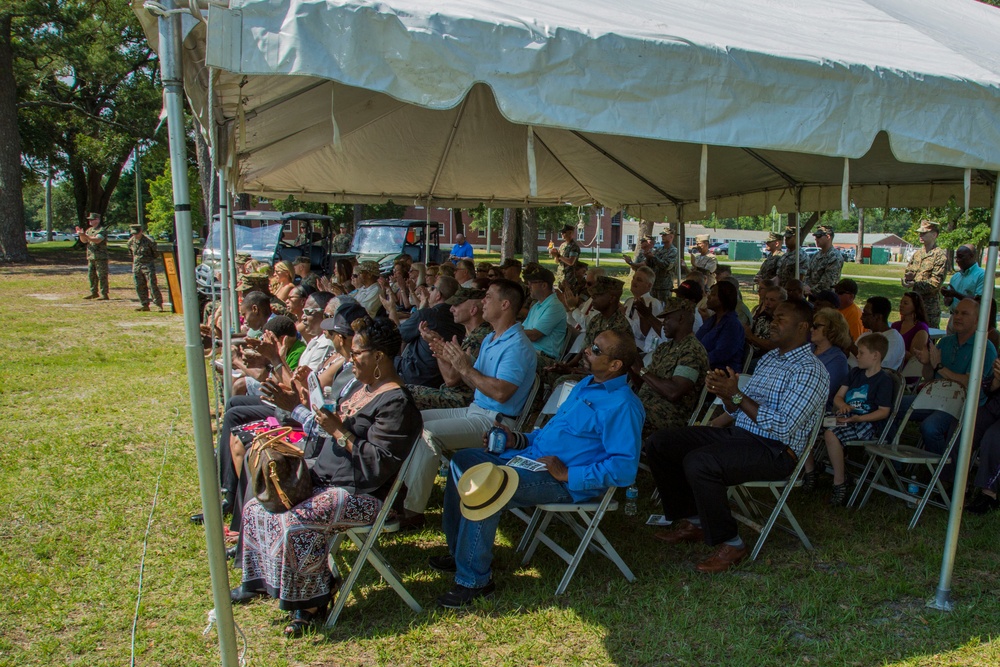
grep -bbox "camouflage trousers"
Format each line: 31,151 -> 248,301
88,259 -> 109,297
134,262 -> 163,307
651,286 -> 672,302
924,302 -> 942,330
407,383 -> 474,411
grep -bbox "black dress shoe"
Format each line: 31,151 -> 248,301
226,545 -> 238,561
230,585 -> 265,604
967,493 -> 999,515
436,581 -> 496,609
190,513 -> 204,525
397,512 -> 426,531
428,554 -> 457,573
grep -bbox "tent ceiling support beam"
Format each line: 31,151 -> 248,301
570,131 -> 682,206
531,133 -> 599,205
427,95 -> 470,199
742,148 -> 799,188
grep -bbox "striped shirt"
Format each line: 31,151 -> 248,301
728,343 -> 829,456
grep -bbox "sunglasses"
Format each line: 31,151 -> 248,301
303,307 -> 323,316
590,343 -> 605,356
811,323 -> 825,330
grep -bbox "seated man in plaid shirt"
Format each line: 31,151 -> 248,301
644,299 -> 828,573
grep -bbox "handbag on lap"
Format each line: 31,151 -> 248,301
247,427 -> 314,513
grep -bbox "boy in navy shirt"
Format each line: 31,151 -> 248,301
824,333 -> 894,505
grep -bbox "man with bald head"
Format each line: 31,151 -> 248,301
941,244 -> 985,329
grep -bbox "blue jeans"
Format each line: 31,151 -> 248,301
443,448 -> 574,589
896,396 -> 959,479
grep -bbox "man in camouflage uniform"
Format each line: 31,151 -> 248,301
805,225 -> 844,294
755,231 -> 784,289
775,226 -> 810,289
544,275 -> 632,388
635,297 -> 709,437
689,234 -> 718,289
76,213 -> 109,300
903,219 -> 948,327
331,224 -> 352,253
127,224 -> 163,311
550,224 -> 582,290
409,288 -> 492,410
651,227 -> 680,300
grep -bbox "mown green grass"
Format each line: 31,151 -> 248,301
1,246 -> 998,667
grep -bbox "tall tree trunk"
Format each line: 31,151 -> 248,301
452,208 -> 464,235
353,204 -> 365,229
194,132 -> 217,237
235,193 -> 251,210
501,208 -> 516,262
0,14 -> 29,262
522,208 -> 538,264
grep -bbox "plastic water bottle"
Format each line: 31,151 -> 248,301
486,418 -> 507,455
906,476 -> 919,508
624,485 -> 639,516
321,387 -> 336,412
438,458 -> 449,480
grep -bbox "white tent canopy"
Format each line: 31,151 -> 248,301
134,0 -> 1000,219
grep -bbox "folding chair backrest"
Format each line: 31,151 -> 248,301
741,342 -> 754,374
907,379 -> 966,420
559,328 -> 579,360
870,369 -> 906,444
899,356 -> 925,390
514,374 -> 542,431
686,385 -> 710,427
533,380 -> 577,430
699,375 -> 753,425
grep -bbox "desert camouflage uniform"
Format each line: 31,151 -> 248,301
128,234 -> 163,307
805,248 -> 844,293
556,239 -> 582,288
408,322 -> 493,410
638,334 -> 710,436
906,246 -> 947,327
546,309 -> 632,388
755,251 -> 783,285
647,245 -> 679,301
776,249 -> 810,288
332,232 -> 353,253
690,252 -> 718,288
85,225 -> 109,298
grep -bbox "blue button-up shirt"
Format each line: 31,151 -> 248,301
522,292 -> 568,359
502,374 -> 644,502
947,264 -> 985,311
728,343 -> 829,456
473,323 -> 537,416
450,241 -> 474,263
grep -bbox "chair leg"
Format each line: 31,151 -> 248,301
522,511 -> 556,564
515,507 -> 544,554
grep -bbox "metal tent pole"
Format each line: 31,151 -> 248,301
929,174 -> 1000,612
218,172 -> 234,403
156,4 -> 239,664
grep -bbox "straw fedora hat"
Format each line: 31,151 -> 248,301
457,462 -> 519,521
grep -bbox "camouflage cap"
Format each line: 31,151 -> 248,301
660,225 -> 676,236
559,224 -> 576,233
358,260 -> 381,275
917,219 -> 940,233
783,225 -> 798,237
766,231 -> 783,243
523,266 -> 556,286
589,276 -> 625,296
641,234 -> 655,242
236,252 -> 252,262
813,225 -> 834,236
236,274 -> 270,292
129,224 -> 142,232
660,296 -> 695,316
445,287 -> 486,306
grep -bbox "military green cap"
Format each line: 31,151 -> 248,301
445,287 -> 487,306
660,296 -> 695,316
813,225 -> 834,236
783,226 -> 798,237
589,276 -> 624,296
767,232 -> 783,242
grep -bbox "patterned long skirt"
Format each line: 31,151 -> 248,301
241,487 -> 381,611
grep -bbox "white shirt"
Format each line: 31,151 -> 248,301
354,283 -> 381,317
297,334 -> 335,373
623,293 -> 664,348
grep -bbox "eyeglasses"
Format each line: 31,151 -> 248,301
811,323 -> 825,330
590,343 -> 605,356
303,307 -> 323,316
350,348 -> 373,358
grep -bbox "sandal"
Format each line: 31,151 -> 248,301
283,605 -> 326,638
801,470 -> 819,491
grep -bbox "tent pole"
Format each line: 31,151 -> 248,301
929,173 -> 1000,612
425,200 -> 431,264
157,4 -> 240,664
486,208 -> 492,254
226,196 -> 238,325
218,171 -> 234,403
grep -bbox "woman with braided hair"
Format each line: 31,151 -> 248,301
231,316 -> 422,637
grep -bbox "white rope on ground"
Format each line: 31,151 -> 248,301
130,407 -> 179,667
203,608 -> 250,667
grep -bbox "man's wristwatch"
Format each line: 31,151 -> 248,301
731,392 -> 745,408
337,433 -> 352,449
639,368 -> 649,378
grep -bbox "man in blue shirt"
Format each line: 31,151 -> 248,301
521,266 -> 568,364
449,232 -> 474,265
428,329 -> 644,607
400,279 -> 537,525
645,300 -> 828,573
941,245 -> 985,316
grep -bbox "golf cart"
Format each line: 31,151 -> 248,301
350,219 -> 442,272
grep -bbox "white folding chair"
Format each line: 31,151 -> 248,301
741,342 -> 755,374
727,408 -> 825,560
899,356 -> 926,393
514,374 -> 542,431
325,447 -> 422,627
697,374 -> 752,426
852,380 -> 966,529
514,485 -> 635,595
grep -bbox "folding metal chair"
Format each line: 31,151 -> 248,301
325,447 -> 422,628
851,379 -> 966,529
898,356 -> 926,393
514,485 -> 635,595
727,408 -> 825,560
514,374 -> 542,431
741,342 -> 755,373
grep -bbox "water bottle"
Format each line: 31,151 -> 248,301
906,476 -> 919,508
624,484 -> 639,516
438,458 -> 449,480
486,418 -> 508,455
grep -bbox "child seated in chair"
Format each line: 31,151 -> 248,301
824,333 -> 894,506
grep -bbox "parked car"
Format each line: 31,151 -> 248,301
24,231 -> 47,243
761,244 -> 788,259
109,232 -> 131,241
802,246 -> 820,257
710,242 -> 729,256
840,247 -> 856,262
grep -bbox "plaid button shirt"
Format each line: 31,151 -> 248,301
729,343 -> 829,456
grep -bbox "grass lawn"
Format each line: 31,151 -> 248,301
2,246 -> 999,666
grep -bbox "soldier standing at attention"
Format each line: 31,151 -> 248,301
331,224 -> 352,254
775,226 -> 810,290
650,227 -> 680,301
550,224 -> 582,290
689,234 -> 718,289
805,225 -> 844,294
755,231 -> 784,289
127,224 -> 163,311
903,220 -> 947,328
76,212 -> 109,300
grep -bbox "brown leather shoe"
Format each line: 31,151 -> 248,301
136,305 -> 150,311
696,544 -> 749,573
653,519 -> 704,545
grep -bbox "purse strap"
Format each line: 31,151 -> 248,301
268,460 -> 294,510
